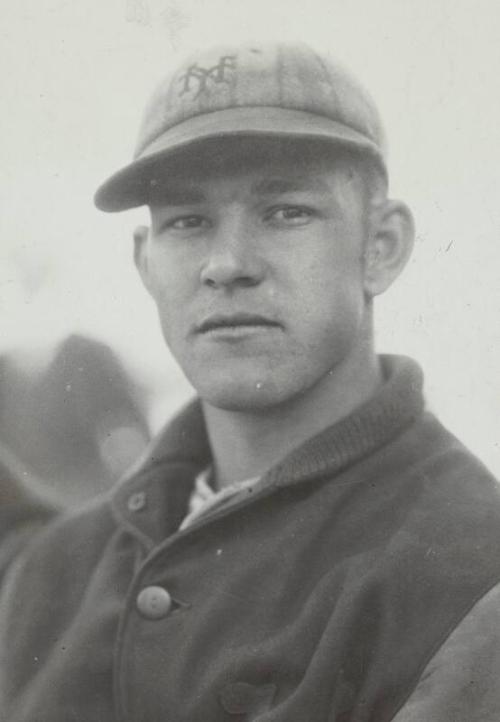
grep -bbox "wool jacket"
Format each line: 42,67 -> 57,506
1,356 -> 500,722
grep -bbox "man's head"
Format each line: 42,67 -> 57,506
95,43 -> 414,413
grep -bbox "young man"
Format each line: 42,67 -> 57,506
2,42 -> 500,721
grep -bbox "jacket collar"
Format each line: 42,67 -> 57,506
111,355 -> 424,546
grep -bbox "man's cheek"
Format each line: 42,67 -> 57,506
157,304 -> 182,348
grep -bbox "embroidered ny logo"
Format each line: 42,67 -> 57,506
178,56 -> 237,98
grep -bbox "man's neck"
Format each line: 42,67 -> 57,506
202,351 -> 383,489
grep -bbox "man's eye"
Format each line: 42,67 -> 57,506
166,215 -> 208,230
266,206 -> 313,225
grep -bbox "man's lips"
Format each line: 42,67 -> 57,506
195,313 -> 282,334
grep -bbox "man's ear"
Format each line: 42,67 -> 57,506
363,199 -> 415,298
133,225 -> 152,291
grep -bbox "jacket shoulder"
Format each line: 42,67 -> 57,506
382,411 -> 499,498
17,492 -> 116,571
0,493 -> 118,636
412,414 -> 499,501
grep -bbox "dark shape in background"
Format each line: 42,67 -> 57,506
0,334 -> 150,506
0,441 -> 59,581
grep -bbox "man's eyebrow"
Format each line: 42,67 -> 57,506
251,177 -> 331,196
149,185 -> 206,206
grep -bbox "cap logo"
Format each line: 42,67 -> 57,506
178,55 -> 237,98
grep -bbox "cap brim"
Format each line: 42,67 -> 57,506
94,106 -> 384,212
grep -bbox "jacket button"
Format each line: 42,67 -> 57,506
136,586 -> 172,619
127,491 -> 146,512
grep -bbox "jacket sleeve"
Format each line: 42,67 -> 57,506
392,582 -> 500,721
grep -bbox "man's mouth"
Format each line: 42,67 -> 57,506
196,313 -> 282,334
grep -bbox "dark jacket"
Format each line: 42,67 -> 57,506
2,356 -> 500,721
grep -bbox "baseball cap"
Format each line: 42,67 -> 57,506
94,42 -> 387,212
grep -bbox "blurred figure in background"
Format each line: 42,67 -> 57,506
0,441 -> 58,583
0,334 -> 150,506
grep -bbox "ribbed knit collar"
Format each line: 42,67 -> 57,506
268,354 -> 424,486
113,355 -> 424,538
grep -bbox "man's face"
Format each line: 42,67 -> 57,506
136,147 -> 374,412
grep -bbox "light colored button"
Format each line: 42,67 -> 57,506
136,586 -> 172,620
127,491 -> 146,512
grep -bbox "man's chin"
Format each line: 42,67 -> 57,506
198,384 -> 275,412
180,352 -> 311,412
191,373 -> 285,413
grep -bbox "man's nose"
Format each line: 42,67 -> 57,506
200,215 -> 265,289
